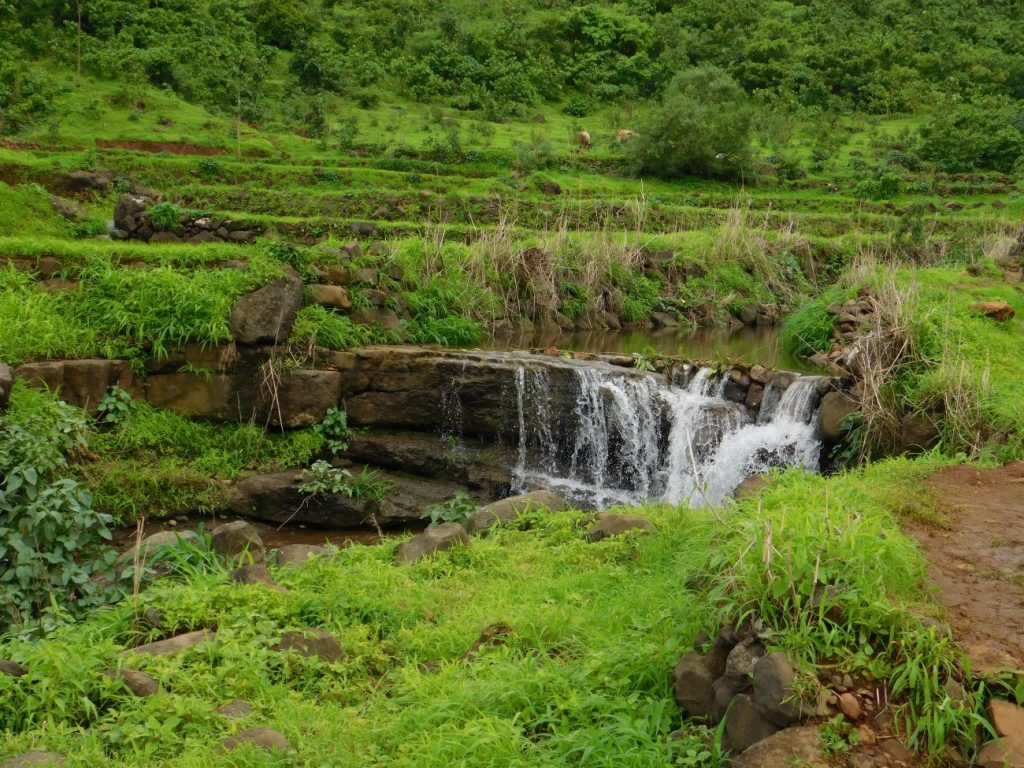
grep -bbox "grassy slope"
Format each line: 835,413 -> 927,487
0,457 -> 961,767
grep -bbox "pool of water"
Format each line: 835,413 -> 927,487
483,325 -> 819,373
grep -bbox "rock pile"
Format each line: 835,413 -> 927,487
112,193 -> 262,244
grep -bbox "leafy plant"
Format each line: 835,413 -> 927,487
316,407 -> 352,455
97,386 -> 135,426
819,714 -> 860,755
147,202 -> 184,231
299,460 -> 391,502
0,385 -> 121,634
422,491 -> 476,527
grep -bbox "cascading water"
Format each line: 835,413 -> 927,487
510,360 -> 823,508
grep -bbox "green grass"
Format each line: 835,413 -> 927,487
0,456 -> 986,766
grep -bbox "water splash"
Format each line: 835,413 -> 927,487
510,362 -> 822,508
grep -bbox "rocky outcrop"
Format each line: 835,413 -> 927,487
467,490 -> 567,534
228,270 -> 304,345
394,523 -> 469,564
112,193 -> 262,244
13,359 -> 135,412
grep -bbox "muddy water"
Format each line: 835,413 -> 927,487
484,325 -> 819,373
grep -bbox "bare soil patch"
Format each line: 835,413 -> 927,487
909,462 -> 1024,675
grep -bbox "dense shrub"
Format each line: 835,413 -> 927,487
627,67 -> 753,180
0,385 -> 121,634
918,101 -> 1024,173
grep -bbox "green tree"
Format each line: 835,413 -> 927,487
918,100 -> 1024,173
628,66 -> 753,180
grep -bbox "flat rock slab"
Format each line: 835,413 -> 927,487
467,490 -> 567,534
585,512 -> 653,542
908,462 -> 1024,674
0,753 -> 66,767
128,629 -> 215,656
394,523 -> 468,564
731,725 -> 827,768
221,728 -> 290,752
273,629 -> 345,662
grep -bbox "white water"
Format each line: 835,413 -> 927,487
510,362 -> 823,508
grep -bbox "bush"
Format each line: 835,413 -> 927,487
289,305 -> 378,350
627,67 -> 754,180
780,291 -> 845,357
918,101 -> 1024,173
562,96 -> 589,117
0,385 -> 121,634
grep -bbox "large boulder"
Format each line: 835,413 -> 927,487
228,270 -> 304,345
724,694 -> 780,753
394,523 -> 469,565
585,512 -> 653,542
145,372 -> 240,420
309,284 -> 352,310
730,725 -> 827,768
211,521 -> 265,563
672,651 -> 717,719
14,359 -> 134,412
818,391 -> 858,444
752,653 -> 814,727
467,490 -> 566,534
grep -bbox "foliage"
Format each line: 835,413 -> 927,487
422,492 -> 476,527
298,460 -> 391,502
779,290 -> 845,357
96,386 -> 135,426
628,67 -> 753,180
315,407 -> 351,455
147,202 -> 183,231
0,384 -> 121,634
918,100 -> 1024,173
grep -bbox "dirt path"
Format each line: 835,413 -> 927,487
907,462 -> 1024,675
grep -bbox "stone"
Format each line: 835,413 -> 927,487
989,699 -> 1024,744
230,564 -> 285,591
838,692 -> 862,720
725,694 -> 780,753
672,651 -> 717,718
129,629 -> 214,656
114,194 -> 150,228
125,530 -> 200,562
59,170 -> 111,193
0,363 -> 12,409
467,490 -> 567,534
745,383 -> 765,410
585,512 -> 653,542
0,753 -> 66,767
228,270 -> 304,345
879,738 -> 914,762
394,523 -> 469,565
145,372 -> 239,420
149,231 -> 182,244
273,629 -> 346,662
352,268 -> 379,286
323,265 -> 353,286
651,311 -> 681,328
976,740 -> 1024,768
972,301 -> 1015,322
752,653 -> 803,727
220,728 -> 290,752
351,222 -> 376,237
310,284 -> 352,310
103,668 -> 160,697
724,641 -> 764,689
0,660 -> 28,677
216,699 -> 253,719
187,230 -> 219,245
539,180 -> 562,195
275,544 -> 329,566
818,391 -> 858,443
141,607 -> 165,629
730,725 -> 827,768
900,413 -> 939,454
733,474 -> 769,500
257,369 -> 341,428
211,521 -> 265,563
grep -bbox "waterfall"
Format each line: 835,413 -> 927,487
510,362 -> 822,508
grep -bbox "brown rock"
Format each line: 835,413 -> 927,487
211,521 -> 265,563
310,284 -> 352,310
230,564 -> 285,592
990,699 -> 1024,745
273,629 -> 345,662
129,629 -> 214,656
220,728 -> 290,752
0,363 -> 12,409
275,544 -> 329,566
258,369 -> 341,428
216,699 -> 253,719
585,512 -> 653,542
818,391 -> 858,443
731,725 -> 827,768
394,523 -> 469,565
0,660 -> 28,677
672,651 -> 717,718
725,693 -> 780,753
466,490 -> 566,534
228,270 -> 304,345
103,668 -> 159,697
733,474 -> 769,500
972,301 -> 1015,322
838,692 -> 862,720
977,740 -> 1024,768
